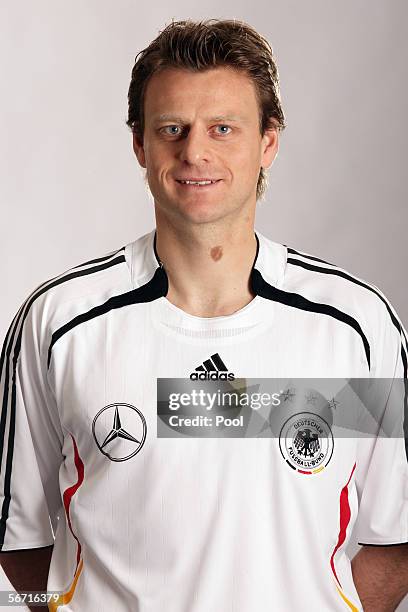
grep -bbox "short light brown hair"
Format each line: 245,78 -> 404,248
126,19 -> 286,199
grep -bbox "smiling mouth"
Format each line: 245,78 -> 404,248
176,179 -> 221,186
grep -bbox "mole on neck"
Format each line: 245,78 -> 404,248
210,246 -> 223,262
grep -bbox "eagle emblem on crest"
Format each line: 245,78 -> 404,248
293,428 -> 320,457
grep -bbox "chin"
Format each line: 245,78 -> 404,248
154,191 -> 238,225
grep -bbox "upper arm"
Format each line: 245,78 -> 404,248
0,292 -> 64,551
353,297 -> 408,546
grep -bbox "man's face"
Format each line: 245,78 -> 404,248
133,66 -> 278,225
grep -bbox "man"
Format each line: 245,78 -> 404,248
0,19 -> 407,612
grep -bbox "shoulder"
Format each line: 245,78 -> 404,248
24,243 -> 131,327
284,243 -> 385,315
282,243 -> 407,376
2,238 -> 142,366
17,229 -> 160,321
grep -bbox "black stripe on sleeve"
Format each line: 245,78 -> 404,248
404,379 -> 408,463
286,247 -> 336,267
251,268 -> 371,369
402,345 -> 408,380
71,247 -> 125,269
0,309 -> 21,381
401,329 -> 408,379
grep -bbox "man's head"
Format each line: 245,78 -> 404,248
126,19 -> 286,225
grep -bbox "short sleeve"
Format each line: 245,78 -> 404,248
0,293 -> 64,551
353,297 -> 408,545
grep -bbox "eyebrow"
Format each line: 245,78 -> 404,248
152,114 -> 245,124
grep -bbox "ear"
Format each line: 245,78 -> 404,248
260,123 -> 279,170
132,132 -> 146,168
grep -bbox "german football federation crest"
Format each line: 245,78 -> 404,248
279,412 -> 334,475
92,403 -> 147,462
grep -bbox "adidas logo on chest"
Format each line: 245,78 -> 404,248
189,353 -> 235,381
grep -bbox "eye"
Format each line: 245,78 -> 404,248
161,125 -> 182,136
214,125 -> 232,135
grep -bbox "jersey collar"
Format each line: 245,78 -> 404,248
131,228 -> 286,295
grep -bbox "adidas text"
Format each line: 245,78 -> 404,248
190,371 -> 235,381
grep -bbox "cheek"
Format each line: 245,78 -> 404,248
144,136 -> 161,161
229,132 -> 261,161
144,148 -> 165,179
229,143 -> 261,177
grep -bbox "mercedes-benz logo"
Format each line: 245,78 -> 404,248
92,403 -> 147,462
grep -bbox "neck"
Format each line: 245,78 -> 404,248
154,216 -> 258,318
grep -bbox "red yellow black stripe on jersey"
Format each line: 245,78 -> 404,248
330,462 -> 359,610
49,435 -> 84,611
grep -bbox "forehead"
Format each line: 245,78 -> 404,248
143,66 -> 259,120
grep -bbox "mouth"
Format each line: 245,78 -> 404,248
175,178 -> 222,187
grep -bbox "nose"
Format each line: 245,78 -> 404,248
178,125 -> 211,165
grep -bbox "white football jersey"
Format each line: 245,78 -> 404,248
0,229 -> 407,611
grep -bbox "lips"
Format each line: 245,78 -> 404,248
176,176 -> 221,183
175,178 -> 222,186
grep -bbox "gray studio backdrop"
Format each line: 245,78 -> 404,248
1,1 -> 407,610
